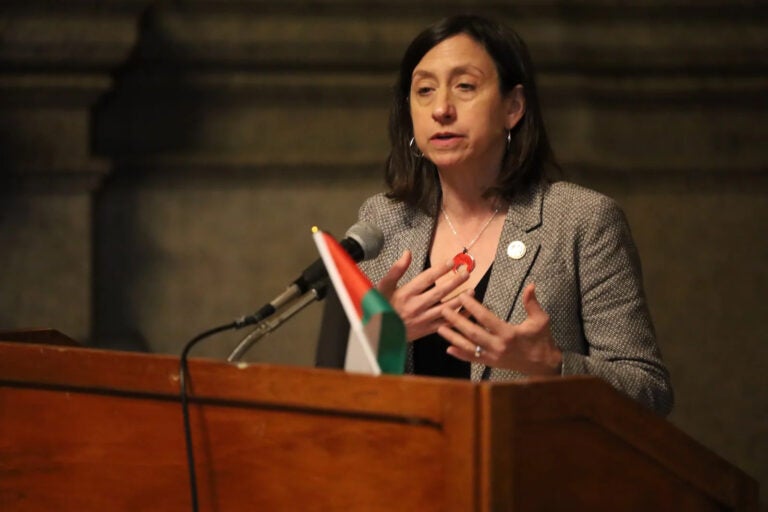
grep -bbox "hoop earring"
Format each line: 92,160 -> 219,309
409,137 -> 423,158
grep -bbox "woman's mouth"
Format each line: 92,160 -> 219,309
430,132 -> 463,146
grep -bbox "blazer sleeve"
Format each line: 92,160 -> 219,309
561,195 -> 674,416
355,194 -> 401,285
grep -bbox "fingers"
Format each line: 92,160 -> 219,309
441,311 -> 492,346
378,251 -> 469,302
378,250 -> 473,341
420,265 -> 471,306
440,320 -> 494,363
414,292 -> 469,332
438,293 -> 496,356
521,283 -> 550,329
437,283 -> 560,375
438,292 -> 509,362
522,283 -> 540,315
442,291 -> 472,313
451,293 -> 506,333
394,258 -> 470,314
399,286 -> 470,341
377,250 -> 412,298
407,257 -> 467,296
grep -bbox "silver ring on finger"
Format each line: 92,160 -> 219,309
474,344 -> 483,358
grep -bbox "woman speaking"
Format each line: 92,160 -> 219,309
358,15 -> 673,416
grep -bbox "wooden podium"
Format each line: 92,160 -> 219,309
0,336 -> 758,511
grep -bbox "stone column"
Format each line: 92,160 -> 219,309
0,1 -> 150,341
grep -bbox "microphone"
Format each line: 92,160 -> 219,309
235,221 -> 383,328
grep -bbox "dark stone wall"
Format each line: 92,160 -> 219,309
1,0 -> 766,505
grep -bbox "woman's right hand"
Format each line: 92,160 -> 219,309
377,250 -> 471,341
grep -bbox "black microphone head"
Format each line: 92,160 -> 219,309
345,221 -> 384,261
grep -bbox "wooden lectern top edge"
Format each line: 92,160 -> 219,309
0,340 -> 477,427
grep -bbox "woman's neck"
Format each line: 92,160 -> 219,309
438,168 -> 502,218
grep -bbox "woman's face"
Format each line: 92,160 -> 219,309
409,33 -> 523,174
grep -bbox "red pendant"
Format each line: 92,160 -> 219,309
452,251 -> 475,273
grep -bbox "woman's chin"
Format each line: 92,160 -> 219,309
426,153 -> 466,171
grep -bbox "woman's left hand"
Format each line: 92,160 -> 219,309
437,283 -> 563,376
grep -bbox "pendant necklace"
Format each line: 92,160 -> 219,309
441,204 -> 500,273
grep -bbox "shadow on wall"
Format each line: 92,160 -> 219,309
91,5 -> 209,351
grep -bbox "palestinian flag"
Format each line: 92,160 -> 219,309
312,228 -> 406,375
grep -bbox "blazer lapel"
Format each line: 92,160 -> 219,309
471,182 -> 546,381
396,207 -> 435,373
400,208 -> 435,284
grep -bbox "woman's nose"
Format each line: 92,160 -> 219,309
432,89 -> 455,123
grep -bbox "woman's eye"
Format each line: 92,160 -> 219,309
457,83 -> 476,91
416,86 -> 433,95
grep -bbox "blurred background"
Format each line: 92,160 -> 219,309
1,0 -> 765,506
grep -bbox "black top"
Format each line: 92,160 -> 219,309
413,257 -> 493,379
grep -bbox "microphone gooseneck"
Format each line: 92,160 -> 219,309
227,278 -> 329,362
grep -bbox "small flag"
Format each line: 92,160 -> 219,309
312,227 -> 406,375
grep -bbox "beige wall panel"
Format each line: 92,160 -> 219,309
0,192 -> 91,340
547,105 -> 767,171
585,178 -> 768,505
94,174 -> 382,361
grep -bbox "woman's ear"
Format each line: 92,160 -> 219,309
504,84 -> 526,130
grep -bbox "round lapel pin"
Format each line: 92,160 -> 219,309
507,240 -> 526,260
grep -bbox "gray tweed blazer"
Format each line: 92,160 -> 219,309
358,180 -> 673,416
